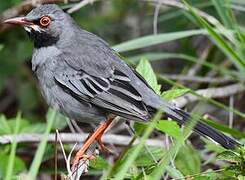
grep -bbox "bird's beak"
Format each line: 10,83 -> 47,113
4,17 -> 33,26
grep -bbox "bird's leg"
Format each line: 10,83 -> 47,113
72,117 -> 113,169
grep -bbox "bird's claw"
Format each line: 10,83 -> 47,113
71,154 -> 96,171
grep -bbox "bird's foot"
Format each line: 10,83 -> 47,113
71,117 -> 114,171
71,153 -> 96,171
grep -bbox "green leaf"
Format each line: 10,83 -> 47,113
90,156 -> 109,170
0,115 -> 47,134
134,146 -> 166,167
226,165 -> 243,176
0,45 -> 3,51
204,140 -> 226,153
0,115 -> 11,135
175,145 -> 201,175
212,0 -> 233,29
165,165 -> 184,179
155,120 -> 182,139
22,123 -> 46,133
7,119 -> 30,134
133,122 -> 148,136
0,152 -> 26,178
112,29 -> 206,52
217,150 -> 241,163
136,58 -> 161,94
161,88 -> 190,101
51,112 -> 67,130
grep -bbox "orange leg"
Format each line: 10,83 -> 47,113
72,117 -> 113,170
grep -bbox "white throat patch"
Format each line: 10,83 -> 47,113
24,25 -> 44,33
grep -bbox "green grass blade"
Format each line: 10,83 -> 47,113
110,111 -> 162,180
112,29 -> 206,52
212,0 -> 233,28
5,112 -> 21,180
183,1 -> 245,73
128,52 -> 242,81
27,109 -> 57,180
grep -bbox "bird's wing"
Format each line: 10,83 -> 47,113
54,58 -> 150,121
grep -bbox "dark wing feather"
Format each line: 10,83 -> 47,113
54,67 -> 150,121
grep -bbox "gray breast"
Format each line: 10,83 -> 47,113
32,46 -> 106,123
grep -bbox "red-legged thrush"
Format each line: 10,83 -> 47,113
4,4 -> 240,165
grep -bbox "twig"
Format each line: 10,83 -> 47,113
56,130 -> 73,177
143,0 -> 222,27
55,130 -> 58,180
142,0 -> 235,43
161,74 -> 234,84
173,83 -> 245,108
0,133 -> 165,147
67,0 -> 98,13
187,44 -> 211,76
153,0 -> 162,35
229,95 -> 234,128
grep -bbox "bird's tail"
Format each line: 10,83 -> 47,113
165,107 -> 240,149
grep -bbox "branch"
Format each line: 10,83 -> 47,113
142,0 -> 236,43
142,0 -> 221,26
173,83 -> 245,108
162,74 -> 234,84
0,133 -> 165,147
67,0 -> 98,13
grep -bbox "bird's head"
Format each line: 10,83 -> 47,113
4,4 -> 70,48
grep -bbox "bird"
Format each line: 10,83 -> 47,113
4,4 -> 240,169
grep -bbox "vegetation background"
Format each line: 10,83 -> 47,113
0,0 -> 244,179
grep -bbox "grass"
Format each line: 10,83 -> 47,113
27,109 -> 57,180
5,112 -> 21,180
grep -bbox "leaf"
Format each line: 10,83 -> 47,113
51,112 -> 67,130
7,118 -> 30,134
90,156 -> 108,170
0,153 -> 26,178
134,146 -> 166,167
217,150 -> 241,163
212,0 -> 233,28
155,120 -> 182,139
112,29 -> 206,52
204,140 -> 226,153
22,123 -> 46,133
165,165 -> 184,179
133,122 -> 148,136
161,88 -> 190,101
0,45 -> 3,51
175,145 -> 201,175
0,115 -> 11,135
136,58 -> 161,94
226,165 -> 243,176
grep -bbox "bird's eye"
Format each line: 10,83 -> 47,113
40,16 -> 51,27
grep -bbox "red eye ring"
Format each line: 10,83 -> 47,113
40,16 -> 51,27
